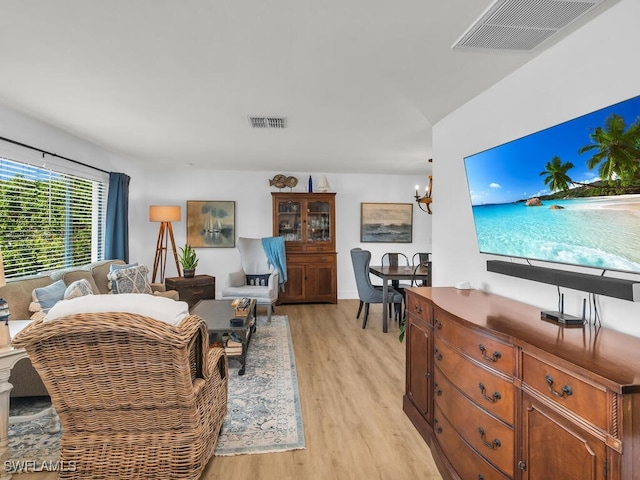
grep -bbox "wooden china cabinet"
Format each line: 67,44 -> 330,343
404,287 -> 640,480
271,192 -> 337,304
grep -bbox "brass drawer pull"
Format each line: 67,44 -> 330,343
434,348 -> 443,361
478,427 -> 501,450
435,321 -> 443,329
478,382 -> 501,403
434,381 -> 442,396
413,304 -> 423,314
545,375 -> 573,398
434,417 -> 443,434
478,344 -> 501,363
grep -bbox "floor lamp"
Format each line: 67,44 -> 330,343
149,205 -> 182,283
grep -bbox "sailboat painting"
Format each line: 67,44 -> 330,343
187,200 -> 236,248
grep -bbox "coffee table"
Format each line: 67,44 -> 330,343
191,299 -> 257,375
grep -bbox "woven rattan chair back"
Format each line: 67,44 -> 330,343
13,313 -> 228,480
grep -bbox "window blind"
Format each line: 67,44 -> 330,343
0,156 -> 107,278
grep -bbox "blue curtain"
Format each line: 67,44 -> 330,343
105,172 -> 130,262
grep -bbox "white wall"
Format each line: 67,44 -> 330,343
0,100 -> 432,301
432,0 -> 640,336
130,170 -> 432,299
0,103 -> 134,175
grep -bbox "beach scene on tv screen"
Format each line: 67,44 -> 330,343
465,95 -> 640,274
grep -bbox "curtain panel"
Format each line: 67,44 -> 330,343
105,172 -> 130,262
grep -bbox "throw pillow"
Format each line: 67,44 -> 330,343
46,294 -> 189,325
108,262 -> 139,294
64,279 -> 94,300
107,264 -> 152,295
31,280 -> 67,314
245,273 -> 270,287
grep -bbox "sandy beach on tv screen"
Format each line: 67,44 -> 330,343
577,194 -> 640,212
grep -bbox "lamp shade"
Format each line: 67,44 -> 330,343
149,205 -> 181,222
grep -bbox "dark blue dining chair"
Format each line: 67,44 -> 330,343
351,248 -> 403,329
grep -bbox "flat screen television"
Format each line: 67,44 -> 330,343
464,94 -> 640,275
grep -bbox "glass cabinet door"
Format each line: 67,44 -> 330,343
276,200 -> 301,241
306,201 -> 331,243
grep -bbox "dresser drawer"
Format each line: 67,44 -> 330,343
405,292 -> 432,323
433,340 -> 515,425
434,309 -> 515,376
522,352 -> 608,430
287,253 -> 335,264
435,368 -> 514,478
433,404 -> 511,480
180,288 -> 215,300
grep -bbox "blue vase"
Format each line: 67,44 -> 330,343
308,175 -> 313,193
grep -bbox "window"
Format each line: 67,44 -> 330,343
0,156 -> 107,278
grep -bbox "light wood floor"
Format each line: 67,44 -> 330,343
15,300 -> 442,480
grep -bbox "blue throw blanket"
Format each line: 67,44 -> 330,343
261,236 -> 287,288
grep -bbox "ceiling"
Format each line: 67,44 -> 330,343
0,0 -> 617,175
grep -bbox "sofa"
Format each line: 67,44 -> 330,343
0,259 -> 177,397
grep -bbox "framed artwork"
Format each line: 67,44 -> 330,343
360,202 -> 413,243
187,201 -> 236,248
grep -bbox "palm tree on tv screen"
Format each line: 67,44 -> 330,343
578,114 -> 640,183
540,156 -> 574,192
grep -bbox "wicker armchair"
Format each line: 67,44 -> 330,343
12,312 -> 227,480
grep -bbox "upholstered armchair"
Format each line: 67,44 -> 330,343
12,295 -> 228,480
220,237 -> 280,321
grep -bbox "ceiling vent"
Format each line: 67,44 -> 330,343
452,0 -> 607,52
248,116 -> 287,129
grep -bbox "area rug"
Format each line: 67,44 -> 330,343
6,397 -> 60,473
215,314 -> 306,456
7,314 -> 305,467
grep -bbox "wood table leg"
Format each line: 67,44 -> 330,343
382,279 -> 389,333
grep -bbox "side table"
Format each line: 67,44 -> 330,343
165,275 -> 215,309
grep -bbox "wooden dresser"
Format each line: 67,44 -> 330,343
404,287 -> 640,480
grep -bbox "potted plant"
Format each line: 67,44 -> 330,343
179,244 -> 199,278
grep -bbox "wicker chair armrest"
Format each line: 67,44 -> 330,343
206,346 -> 227,381
197,346 -> 227,407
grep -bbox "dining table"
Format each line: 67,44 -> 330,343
368,262 -> 432,333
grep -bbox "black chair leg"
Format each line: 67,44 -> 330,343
356,300 -> 363,319
362,303 -> 370,329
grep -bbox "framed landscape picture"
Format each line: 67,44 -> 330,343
187,201 -> 236,248
360,203 -> 413,243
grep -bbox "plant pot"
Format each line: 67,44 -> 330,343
183,269 -> 196,278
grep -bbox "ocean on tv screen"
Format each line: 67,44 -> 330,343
465,94 -> 640,274
471,195 -> 640,273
